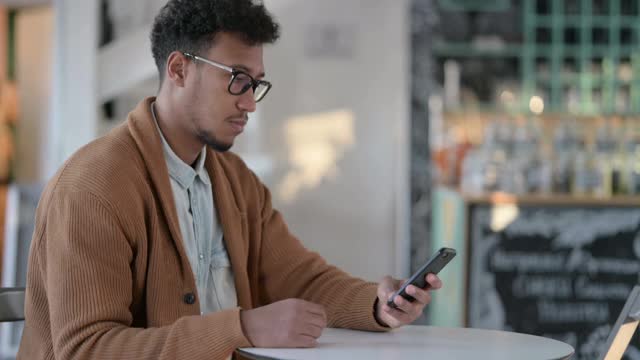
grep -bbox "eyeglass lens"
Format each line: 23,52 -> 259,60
230,73 -> 270,101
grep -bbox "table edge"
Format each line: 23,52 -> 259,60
236,348 -> 281,360
236,348 -> 575,360
235,326 -> 576,360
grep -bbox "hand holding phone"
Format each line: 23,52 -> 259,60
387,247 -> 456,309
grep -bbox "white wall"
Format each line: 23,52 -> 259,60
43,0 -> 411,281
48,0 -> 99,178
249,0 -> 411,281
14,6 -> 53,183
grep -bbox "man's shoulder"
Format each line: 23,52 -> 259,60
212,151 -> 269,206
49,123 -> 147,198
215,151 -> 252,174
214,151 -> 262,186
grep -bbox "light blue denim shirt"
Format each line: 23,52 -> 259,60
151,103 -> 237,315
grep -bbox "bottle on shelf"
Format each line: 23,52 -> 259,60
571,137 -> 597,197
570,118 -> 617,198
591,119 -> 616,197
524,117 -> 551,194
460,147 -> 485,195
627,145 -> 640,195
460,119 -> 506,195
552,119 -> 578,194
609,117 -> 627,195
623,118 -> 640,195
456,113 -> 639,199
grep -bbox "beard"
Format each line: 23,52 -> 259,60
195,127 -> 233,152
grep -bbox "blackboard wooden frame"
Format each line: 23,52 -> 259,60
463,193 -> 640,359
599,285 -> 640,360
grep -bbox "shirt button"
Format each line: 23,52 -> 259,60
183,293 -> 196,305
199,253 -> 204,260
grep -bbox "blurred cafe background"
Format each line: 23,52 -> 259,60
0,0 -> 640,359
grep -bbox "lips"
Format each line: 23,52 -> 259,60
229,118 -> 247,133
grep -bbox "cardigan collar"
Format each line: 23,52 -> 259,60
127,97 -> 252,310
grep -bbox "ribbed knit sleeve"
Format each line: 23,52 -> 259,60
254,178 -> 389,332
41,190 -> 251,360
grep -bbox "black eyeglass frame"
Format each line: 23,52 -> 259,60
183,52 -> 272,102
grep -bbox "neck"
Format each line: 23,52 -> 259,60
153,94 -> 203,166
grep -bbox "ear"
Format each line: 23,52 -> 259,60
166,51 -> 189,87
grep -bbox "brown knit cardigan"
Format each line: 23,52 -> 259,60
17,97 -> 386,360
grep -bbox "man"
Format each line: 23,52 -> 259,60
18,1 -> 442,359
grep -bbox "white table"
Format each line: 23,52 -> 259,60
237,325 -> 574,360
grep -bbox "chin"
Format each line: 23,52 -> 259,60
197,131 -> 234,152
209,141 -> 233,153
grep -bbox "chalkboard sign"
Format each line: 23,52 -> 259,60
467,204 -> 640,360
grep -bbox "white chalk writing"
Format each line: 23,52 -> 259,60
491,249 -> 640,276
490,250 -> 566,272
567,250 -> 640,275
574,276 -> 632,300
497,209 -> 640,248
538,301 -> 609,324
512,275 -> 573,298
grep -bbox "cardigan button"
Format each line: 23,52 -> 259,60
183,293 -> 196,305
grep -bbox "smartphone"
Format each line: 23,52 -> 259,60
387,247 -> 456,309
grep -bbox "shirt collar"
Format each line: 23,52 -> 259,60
151,102 -> 210,189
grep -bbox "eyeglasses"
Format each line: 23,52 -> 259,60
183,52 -> 272,102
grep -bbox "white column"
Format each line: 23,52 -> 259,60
14,6 -> 54,183
47,0 -> 99,179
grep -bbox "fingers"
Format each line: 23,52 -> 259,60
375,274 -> 443,329
425,273 -> 443,289
304,301 -> 327,319
306,312 -> 327,332
299,301 -> 327,335
405,285 -> 432,305
390,294 -> 424,319
305,307 -> 327,325
295,334 -> 319,348
294,299 -> 326,327
399,274 -> 440,306
291,300 -> 326,348
301,322 -> 324,337
380,302 -> 416,326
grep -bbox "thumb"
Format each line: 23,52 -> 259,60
379,275 -> 398,300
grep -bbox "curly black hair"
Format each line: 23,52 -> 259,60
150,0 -> 280,82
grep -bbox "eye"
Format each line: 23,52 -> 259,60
229,72 -> 255,94
234,72 -> 252,82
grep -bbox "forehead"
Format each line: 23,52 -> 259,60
205,32 -> 264,75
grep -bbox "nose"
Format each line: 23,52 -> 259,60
237,90 -> 257,113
